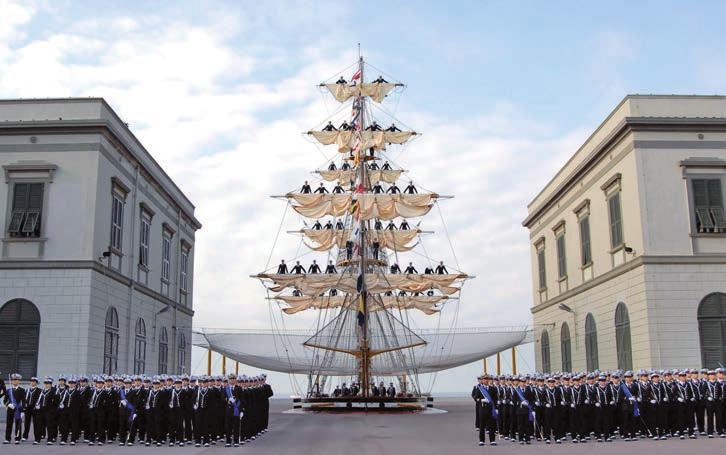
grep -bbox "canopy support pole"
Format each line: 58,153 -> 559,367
222,355 -> 227,375
483,358 -> 487,374
207,349 -> 212,376
511,347 -> 517,375
496,352 -> 501,376
235,361 -> 239,375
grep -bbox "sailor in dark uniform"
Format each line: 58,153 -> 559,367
400,220 -> 410,230
472,374 -> 498,446
368,161 -> 379,170
648,372 -> 668,440
342,161 -> 351,170
512,376 -> 534,444
381,161 -> 392,170
365,121 -> 382,131
276,260 -> 288,274
322,121 -> 337,131
673,371 -> 694,439
335,219 -> 344,229
389,263 -> 401,274
339,121 -> 352,131
373,75 -> 388,83
432,261 -> 447,274
314,183 -> 328,194
403,182 -> 417,194
372,183 -> 384,193
36,377 -> 58,445
404,262 -> 417,274
55,375 -> 71,445
336,76 -> 346,84
386,220 -> 397,230
386,183 -> 400,194
308,260 -> 321,274
372,240 -> 380,260
332,183 -> 345,194
23,376 -> 40,442
291,261 -> 305,274
300,181 -> 312,194
3,373 -> 25,444
386,123 -> 401,132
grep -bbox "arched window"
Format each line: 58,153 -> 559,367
134,318 -> 147,374
177,333 -> 187,375
585,313 -> 599,371
158,327 -> 168,374
561,323 -> 572,372
0,299 -> 40,378
615,302 -> 633,370
541,330 -> 551,373
103,307 -> 119,375
698,292 -> 726,368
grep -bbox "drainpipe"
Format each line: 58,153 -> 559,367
171,208 -> 181,374
125,166 -> 139,373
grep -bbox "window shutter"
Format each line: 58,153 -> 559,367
28,183 -> 43,210
693,179 -> 708,207
12,183 -> 29,211
707,179 -> 723,209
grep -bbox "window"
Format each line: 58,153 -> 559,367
536,244 -> 546,290
0,299 -> 40,378
133,318 -> 146,374
614,302 -> 632,370
177,333 -> 187,374
585,313 -> 599,371
560,323 -> 572,371
158,327 -> 168,374
579,215 -> 592,266
608,193 -> 623,248
103,307 -> 119,375
697,292 -> 726,368
139,214 -> 151,267
110,193 -> 124,251
7,183 -> 44,238
556,233 -> 567,279
692,179 -> 725,233
161,231 -> 171,295
540,330 -> 551,373
180,247 -> 189,293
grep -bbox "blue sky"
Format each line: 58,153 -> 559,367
2,0 -> 725,393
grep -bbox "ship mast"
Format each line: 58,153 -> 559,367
356,55 -> 370,399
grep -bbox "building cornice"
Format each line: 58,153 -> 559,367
0,259 -> 194,317
0,119 -> 202,230
530,254 -> 726,314
522,117 -> 726,228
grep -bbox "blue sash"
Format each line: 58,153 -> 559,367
225,385 -> 240,417
8,387 -> 22,422
477,384 -> 498,418
119,388 -> 136,422
515,387 -> 534,422
620,383 -> 640,417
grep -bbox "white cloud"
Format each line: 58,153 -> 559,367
0,5 -> 590,393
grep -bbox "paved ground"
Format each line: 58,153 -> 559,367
3,398 -> 725,455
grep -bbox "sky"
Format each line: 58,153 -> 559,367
3,0 -> 726,394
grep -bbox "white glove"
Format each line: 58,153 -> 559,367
228,398 -> 235,405
584,399 -> 590,404
708,397 -> 714,401
169,402 -> 173,409
193,404 -> 198,410
483,398 -> 489,404
570,404 -> 575,409
664,397 -> 668,402
146,404 -> 150,410
636,397 -> 641,402
535,401 -> 540,406
677,398 -> 684,403
650,400 -> 656,404
121,400 -> 127,407
629,397 -> 635,402
690,398 -> 695,402
595,403 -> 601,407
545,403 -> 551,408
8,403 -> 15,410
609,401 -> 614,405
522,400 -> 529,406
59,404 -> 64,410
561,401 -> 566,406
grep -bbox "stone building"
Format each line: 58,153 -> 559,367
523,95 -> 726,372
0,98 -> 201,379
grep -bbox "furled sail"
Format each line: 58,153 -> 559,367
323,82 -> 396,103
257,272 -> 467,296
318,169 -> 403,184
275,294 -> 446,315
302,228 -> 419,252
289,193 -> 436,220
308,130 -> 416,152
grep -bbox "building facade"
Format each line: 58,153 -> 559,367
523,95 -> 726,372
0,98 -> 201,379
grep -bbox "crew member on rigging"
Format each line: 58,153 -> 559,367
404,182 -> 418,194
291,261 -> 306,274
382,161 -> 392,170
327,162 -> 337,170
325,261 -> 337,274
312,220 -> 322,230
435,261 -> 448,274
324,220 -> 334,230
372,240 -> 380,260
387,183 -> 401,194
386,220 -> 397,230
404,262 -> 418,274
308,260 -> 321,274
366,121 -> 383,131
368,161 -> 380,170
374,220 -> 383,230
322,121 -> 337,131
390,263 -> 401,274
335,219 -> 344,230
386,123 -> 401,132
332,184 -> 345,194
300,181 -> 312,194
314,183 -> 329,194
336,76 -> 347,84
400,220 -> 410,230
373,75 -> 388,83
342,162 -> 351,170
372,183 -> 384,194
339,121 -> 352,131
277,260 -> 288,274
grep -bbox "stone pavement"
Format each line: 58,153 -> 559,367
2,398 -> 725,455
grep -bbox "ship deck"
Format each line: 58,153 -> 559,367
2,397 -> 723,454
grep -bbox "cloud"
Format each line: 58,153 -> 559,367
0,3 -> 590,393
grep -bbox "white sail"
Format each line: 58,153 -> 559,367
302,228 -> 419,252
308,130 -> 416,152
318,169 -> 403,184
323,82 -> 396,103
258,272 -> 467,295
289,193 -> 436,220
275,294 -> 446,315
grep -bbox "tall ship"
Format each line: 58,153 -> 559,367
195,55 -> 531,410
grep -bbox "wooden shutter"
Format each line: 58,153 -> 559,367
707,179 -> 723,209
609,194 -> 623,247
693,179 -> 708,207
28,183 -> 43,210
12,183 -> 29,211
557,235 -> 567,278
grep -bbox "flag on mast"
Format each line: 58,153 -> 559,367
351,67 -> 361,81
